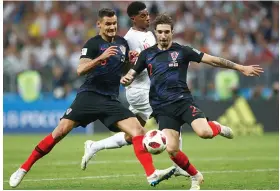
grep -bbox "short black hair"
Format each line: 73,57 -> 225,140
98,8 -> 116,19
154,13 -> 173,30
127,1 -> 146,17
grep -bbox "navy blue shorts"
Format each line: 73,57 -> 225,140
152,99 -> 206,132
61,91 -> 135,132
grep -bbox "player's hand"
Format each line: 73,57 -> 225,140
120,73 -> 134,86
98,46 -> 118,61
129,51 -> 139,64
240,65 -> 264,77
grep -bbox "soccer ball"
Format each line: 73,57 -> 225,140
143,130 -> 167,155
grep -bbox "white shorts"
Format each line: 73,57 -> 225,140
125,87 -> 152,121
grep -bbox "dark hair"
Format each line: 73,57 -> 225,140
127,1 -> 146,17
154,13 -> 173,30
98,8 -> 116,19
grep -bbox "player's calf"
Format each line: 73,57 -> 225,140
191,118 -> 215,139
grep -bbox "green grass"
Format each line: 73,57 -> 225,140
3,133 -> 279,190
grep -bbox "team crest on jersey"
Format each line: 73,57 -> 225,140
119,45 -> 126,55
169,51 -> 179,67
170,51 -> 179,61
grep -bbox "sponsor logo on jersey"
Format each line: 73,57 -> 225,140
81,48 -> 87,55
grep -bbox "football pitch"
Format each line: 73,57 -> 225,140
3,133 -> 279,190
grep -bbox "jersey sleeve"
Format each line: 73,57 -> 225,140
80,38 -> 99,59
183,46 -> 204,63
133,50 -> 147,74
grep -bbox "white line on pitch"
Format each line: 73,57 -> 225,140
5,156 -> 279,167
3,168 -> 279,183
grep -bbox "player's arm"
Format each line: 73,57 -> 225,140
77,58 -> 101,76
184,46 -> 264,77
201,53 -> 264,77
122,36 -> 141,74
77,38 -> 118,76
120,50 -> 147,86
123,50 -> 140,73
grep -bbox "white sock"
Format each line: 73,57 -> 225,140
92,132 -> 129,151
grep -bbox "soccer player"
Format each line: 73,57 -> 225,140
81,1 -> 188,178
9,9 -> 176,188
121,14 -> 264,189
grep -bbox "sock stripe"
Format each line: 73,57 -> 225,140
35,146 -> 47,156
182,160 -> 190,170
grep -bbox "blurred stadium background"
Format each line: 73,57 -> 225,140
3,1 -> 279,134
3,1 -> 279,190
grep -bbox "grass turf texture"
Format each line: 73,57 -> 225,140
3,133 -> 279,190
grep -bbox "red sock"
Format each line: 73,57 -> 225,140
208,121 -> 221,137
132,135 -> 155,176
170,150 -> 197,176
21,134 -> 57,172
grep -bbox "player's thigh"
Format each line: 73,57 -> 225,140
181,102 -> 213,136
116,117 -> 145,137
181,101 -> 206,127
61,92 -> 100,128
99,99 -> 143,135
157,115 -> 183,133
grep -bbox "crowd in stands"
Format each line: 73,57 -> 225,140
3,1 -> 279,101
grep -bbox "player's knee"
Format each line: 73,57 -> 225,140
126,122 -> 145,137
166,142 -> 179,156
166,145 -> 179,156
52,120 -> 74,140
133,126 -> 145,136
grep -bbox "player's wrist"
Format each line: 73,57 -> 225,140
95,56 -> 105,65
96,55 -> 104,62
236,64 -> 245,72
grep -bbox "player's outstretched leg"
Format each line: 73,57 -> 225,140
191,118 -> 234,139
9,119 -> 77,188
116,117 -> 176,186
81,132 -> 131,170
